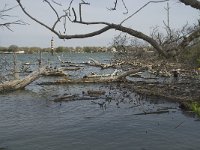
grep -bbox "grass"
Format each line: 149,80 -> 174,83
181,100 -> 200,117
188,101 -> 200,117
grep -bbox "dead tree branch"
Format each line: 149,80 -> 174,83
79,0 -> 90,22
109,0 -> 118,11
0,67 -> 46,92
16,0 -> 170,58
0,20 -> 26,31
38,67 -> 147,85
16,0 -> 200,59
0,4 -> 27,30
108,0 -> 128,14
43,0 -> 60,20
51,0 -> 62,6
16,0 -> 60,36
120,0 -> 169,24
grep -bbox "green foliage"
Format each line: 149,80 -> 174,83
0,46 -> 111,53
56,46 -> 65,52
29,47 -> 42,54
190,102 -> 200,117
0,47 -> 8,52
83,46 -> 92,53
42,48 -> 51,52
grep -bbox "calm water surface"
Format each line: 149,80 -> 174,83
0,53 -> 200,150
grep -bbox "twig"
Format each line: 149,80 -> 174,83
108,0 -> 128,14
120,0 -> 169,25
108,0 -> 118,10
51,0 -> 62,6
43,0 -> 60,20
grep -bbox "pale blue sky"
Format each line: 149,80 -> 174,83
0,0 -> 199,48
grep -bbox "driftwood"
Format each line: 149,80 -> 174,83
0,67 -> 46,92
53,94 -> 99,102
0,66 -> 69,92
86,90 -> 106,97
38,67 -> 146,85
62,67 -> 82,71
57,55 -> 71,64
86,58 -> 116,69
84,69 -> 119,78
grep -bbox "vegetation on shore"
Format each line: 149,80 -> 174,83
0,45 -> 113,54
180,101 -> 200,117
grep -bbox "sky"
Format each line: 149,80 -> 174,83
0,0 -> 199,48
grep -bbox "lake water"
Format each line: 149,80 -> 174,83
0,52 -> 200,150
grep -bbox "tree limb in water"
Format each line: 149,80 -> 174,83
38,67 -> 147,85
0,67 -> 46,92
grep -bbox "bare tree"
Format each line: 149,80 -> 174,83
15,0 -> 200,58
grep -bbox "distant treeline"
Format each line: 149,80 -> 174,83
0,45 -> 113,54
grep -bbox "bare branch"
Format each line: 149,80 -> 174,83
58,20 -> 168,57
16,0 -> 168,58
16,0 -> 200,59
16,0 -> 59,36
0,20 -> 27,31
72,7 -> 77,22
122,0 -> 128,14
43,0 -> 60,20
59,25 -> 111,39
120,0 -> 169,25
79,0 -> 90,22
0,4 -> 18,20
108,0 -> 118,11
51,0 -> 62,6
0,3 -> 27,31
108,0 -> 128,14
63,14 -> 67,34
52,14 -> 67,29
64,0 -> 74,16
0,4 -> 18,14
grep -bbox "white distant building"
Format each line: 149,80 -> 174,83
16,51 -> 25,54
1,50 -> 25,54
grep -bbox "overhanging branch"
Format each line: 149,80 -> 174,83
16,0 -> 60,36
15,0 -> 200,59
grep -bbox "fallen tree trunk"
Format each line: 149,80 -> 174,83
38,67 -> 146,85
0,67 -> 46,92
86,58 -> 116,69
